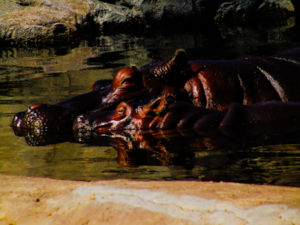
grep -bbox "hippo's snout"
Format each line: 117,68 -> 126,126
73,109 -> 116,141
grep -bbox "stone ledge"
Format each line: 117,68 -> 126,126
0,174 -> 300,224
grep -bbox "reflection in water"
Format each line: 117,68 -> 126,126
9,124 -> 300,186
70,130 -> 300,186
1,26 -> 300,186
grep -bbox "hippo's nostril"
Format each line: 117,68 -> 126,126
11,111 -> 26,128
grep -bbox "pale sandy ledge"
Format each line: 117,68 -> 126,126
0,174 -> 300,225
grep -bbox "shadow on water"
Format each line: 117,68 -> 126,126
1,23 -> 300,186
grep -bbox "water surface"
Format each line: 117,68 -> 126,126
1,27 -> 300,186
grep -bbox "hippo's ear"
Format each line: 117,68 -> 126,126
152,49 -> 188,79
173,49 -> 188,69
112,102 -> 133,121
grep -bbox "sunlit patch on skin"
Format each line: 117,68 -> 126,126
271,56 -> 300,66
30,104 -> 43,110
257,66 -> 288,102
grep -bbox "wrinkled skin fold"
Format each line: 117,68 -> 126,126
11,48 -> 300,146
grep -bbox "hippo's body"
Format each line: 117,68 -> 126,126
11,48 -> 300,145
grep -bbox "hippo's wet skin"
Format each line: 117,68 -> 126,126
11,48 -> 300,145
74,97 -> 300,138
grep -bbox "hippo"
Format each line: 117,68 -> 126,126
11,48 -> 300,145
74,96 -> 300,139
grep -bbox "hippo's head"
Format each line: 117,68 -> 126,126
101,67 -> 145,107
101,50 -> 190,108
73,96 -> 172,140
73,91 -> 226,142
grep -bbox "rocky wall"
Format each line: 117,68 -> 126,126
0,0 -> 296,46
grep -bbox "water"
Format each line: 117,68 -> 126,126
1,25 -> 300,186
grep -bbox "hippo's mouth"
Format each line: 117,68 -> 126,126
95,119 -> 126,133
73,109 -> 114,139
73,101 -> 136,140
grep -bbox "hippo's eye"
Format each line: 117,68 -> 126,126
121,77 -> 135,85
151,99 -> 161,109
116,106 -> 125,115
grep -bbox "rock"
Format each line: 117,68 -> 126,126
0,0 -> 147,45
192,0 -> 224,20
0,0 -> 93,46
0,0 -> 297,46
95,0 -> 203,30
215,0 -> 295,25
290,0 -> 300,22
137,0 -> 195,22
1,174 -> 300,225
91,1 -> 144,33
